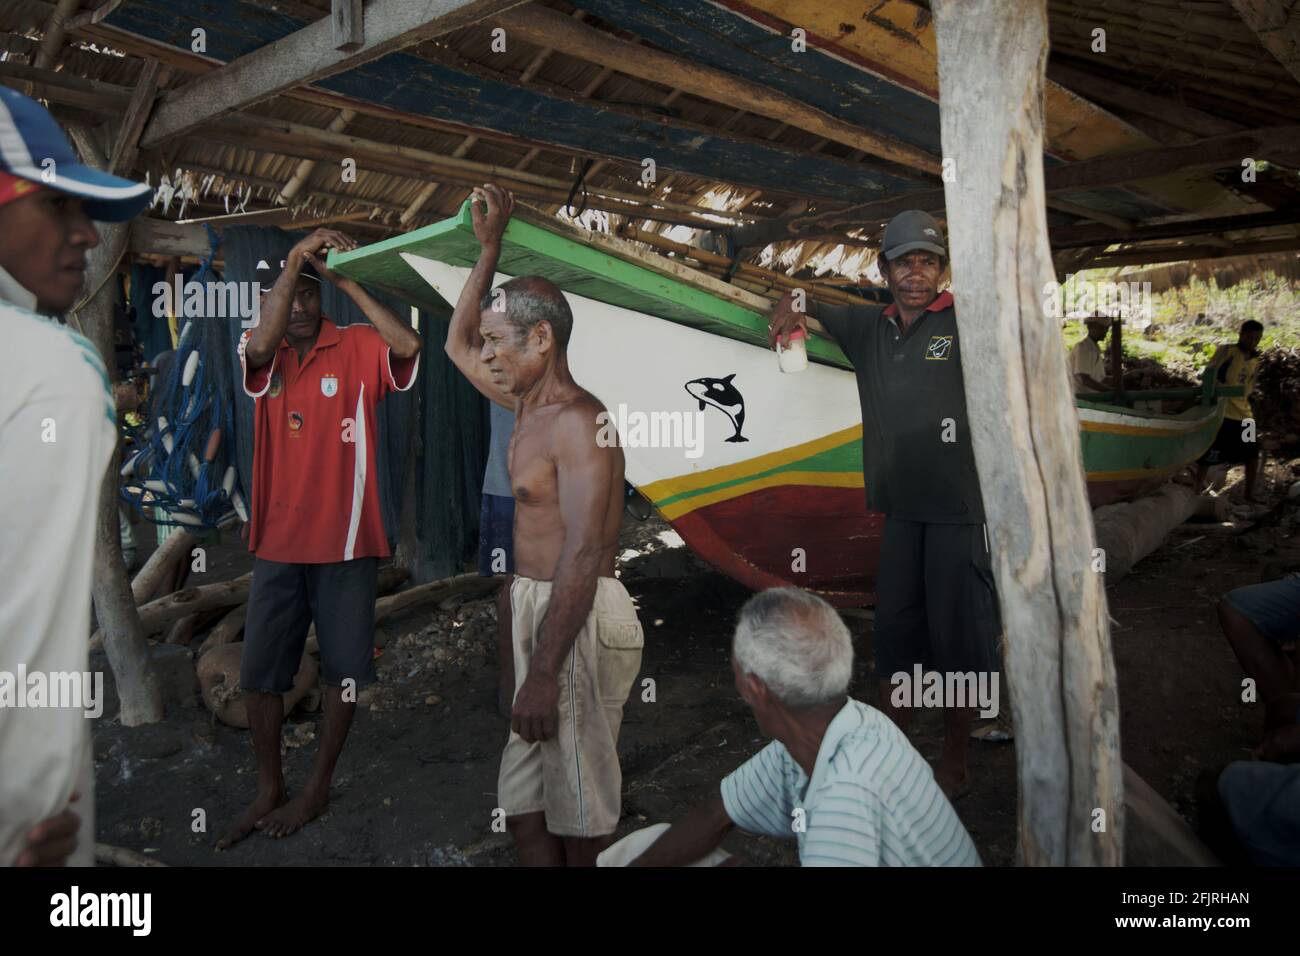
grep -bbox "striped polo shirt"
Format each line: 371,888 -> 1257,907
720,698 -> 981,866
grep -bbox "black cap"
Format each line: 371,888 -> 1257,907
881,209 -> 946,260
254,256 -> 320,292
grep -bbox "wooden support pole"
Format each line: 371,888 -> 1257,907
67,180 -> 164,726
107,59 -> 165,177
932,0 -> 1123,865
331,0 -> 364,52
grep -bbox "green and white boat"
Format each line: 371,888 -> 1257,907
331,204 -> 1234,605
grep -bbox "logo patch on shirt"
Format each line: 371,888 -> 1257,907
289,411 -> 304,433
268,372 -> 282,398
926,335 -> 953,361
320,374 -> 338,398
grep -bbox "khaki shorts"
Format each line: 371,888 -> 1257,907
497,575 -> 645,837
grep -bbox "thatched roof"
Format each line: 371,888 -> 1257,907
2,0 -> 1298,289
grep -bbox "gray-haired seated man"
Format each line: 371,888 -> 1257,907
627,587 -> 981,867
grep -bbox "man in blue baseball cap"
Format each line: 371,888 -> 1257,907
0,87 -> 153,867
0,86 -> 153,313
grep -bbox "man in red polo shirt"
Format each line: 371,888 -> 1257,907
217,227 -> 421,849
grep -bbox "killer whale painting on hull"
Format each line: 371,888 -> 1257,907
685,374 -> 748,443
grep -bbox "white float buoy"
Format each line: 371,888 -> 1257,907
230,489 -> 249,522
221,465 -> 236,495
143,479 -> 170,494
120,452 -> 140,478
157,416 -> 174,454
182,349 -> 200,386
187,453 -> 202,479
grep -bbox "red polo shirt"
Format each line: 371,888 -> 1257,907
239,317 -> 418,564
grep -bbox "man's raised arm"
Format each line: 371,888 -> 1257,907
509,405 -> 617,743
313,256 -> 421,360
246,228 -> 353,368
444,183 -> 514,409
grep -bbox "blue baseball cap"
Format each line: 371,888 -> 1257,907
0,86 -> 153,222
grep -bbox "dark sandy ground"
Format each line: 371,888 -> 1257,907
91,459 -> 1296,867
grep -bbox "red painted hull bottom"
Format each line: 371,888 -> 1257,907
667,477 -> 1168,605
669,485 -> 884,607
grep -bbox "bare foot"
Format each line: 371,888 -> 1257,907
257,785 -> 329,838
215,785 -> 286,850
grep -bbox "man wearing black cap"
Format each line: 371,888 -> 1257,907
0,87 -> 153,866
218,227 -> 422,848
768,210 -> 1001,798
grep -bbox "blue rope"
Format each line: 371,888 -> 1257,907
120,226 -> 241,532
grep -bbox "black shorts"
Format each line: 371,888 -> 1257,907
477,493 -> 515,577
873,517 -> 1002,678
240,556 -> 378,694
1199,417 -> 1259,466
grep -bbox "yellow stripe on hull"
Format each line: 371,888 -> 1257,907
658,470 -> 862,521
639,423 -> 862,502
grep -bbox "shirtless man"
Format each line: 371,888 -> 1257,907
444,184 -> 644,866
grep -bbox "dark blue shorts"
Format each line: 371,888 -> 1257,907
478,493 -> 515,577
1225,575 -> 1300,644
873,517 -> 1003,678
240,556 -> 378,694
1199,417 -> 1259,465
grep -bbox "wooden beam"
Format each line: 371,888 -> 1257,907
331,0 -> 363,52
933,0 -> 1123,866
277,108 -> 356,203
108,59 -> 164,177
67,0 -> 127,31
0,60 -> 130,112
1228,0 -> 1300,85
1052,209 -> 1300,249
496,4 -> 940,176
1086,236 -> 1300,268
130,217 -> 213,258
203,112 -> 763,225
1043,125 -> 1300,192
139,0 -> 530,149
1045,62 -> 1243,138
33,0 -> 79,69
732,122 -> 1300,248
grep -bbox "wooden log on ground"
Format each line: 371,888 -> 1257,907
130,529 -> 197,604
197,642 -> 318,728
135,572 -> 252,635
305,572 -> 498,654
1092,485 -> 1202,584
163,613 -> 197,645
194,605 -> 248,659
932,0 -> 1123,865
95,843 -> 168,867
